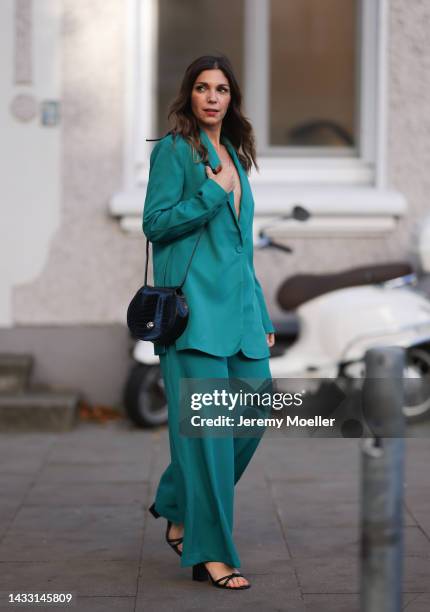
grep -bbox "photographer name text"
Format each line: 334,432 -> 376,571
190,415 -> 336,428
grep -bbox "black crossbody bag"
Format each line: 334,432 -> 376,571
127,132 -> 219,345
127,223 -> 205,345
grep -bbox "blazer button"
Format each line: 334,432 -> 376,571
236,245 -> 243,253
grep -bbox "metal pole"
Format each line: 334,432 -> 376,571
360,346 -> 406,612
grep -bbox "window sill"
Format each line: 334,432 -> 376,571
110,183 -> 407,237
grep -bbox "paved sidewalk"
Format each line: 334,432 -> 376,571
0,420 -> 429,611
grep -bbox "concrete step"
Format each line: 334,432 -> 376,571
0,387 -> 81,432
0,353 -> 34,393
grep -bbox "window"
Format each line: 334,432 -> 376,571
132,0 -> 382,183
112,0 -> 404,233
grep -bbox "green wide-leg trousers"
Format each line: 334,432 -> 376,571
152,345 -> 272,568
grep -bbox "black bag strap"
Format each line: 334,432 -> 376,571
144,223 -> 205,289
145,130 -> 173,142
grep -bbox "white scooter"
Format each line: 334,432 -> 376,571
257,206 -> 430,423
124,207 -> 430,427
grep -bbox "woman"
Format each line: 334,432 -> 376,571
143,54 -> 275,590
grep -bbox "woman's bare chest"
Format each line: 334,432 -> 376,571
218,146 -> 242,220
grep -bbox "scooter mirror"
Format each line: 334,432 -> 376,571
258,205 -> 311,239
291,205 -> 311,221
279,206 -> 311,222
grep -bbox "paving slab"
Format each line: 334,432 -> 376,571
0,559 -> 139,597
0,505 -> 144,562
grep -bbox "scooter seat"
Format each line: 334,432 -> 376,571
277,261 -> 414,311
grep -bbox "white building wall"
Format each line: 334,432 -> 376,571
0,0 -> 61,326
12,0 -> 130,327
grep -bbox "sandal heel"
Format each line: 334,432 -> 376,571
192,562 -> 208,582
194,563 -> 252,590
148,502 -> 160,519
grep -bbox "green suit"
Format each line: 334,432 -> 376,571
142,127 -> 273,569
153,346 -> 272,569
142,126 -> 274,357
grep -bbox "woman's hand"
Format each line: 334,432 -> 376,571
206,164 -> 235,194
266,332 -> 275,348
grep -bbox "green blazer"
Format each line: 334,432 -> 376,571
142,126 -> 275,358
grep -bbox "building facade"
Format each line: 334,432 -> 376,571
0,0 -> 428,405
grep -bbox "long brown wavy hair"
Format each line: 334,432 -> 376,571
166,54 -> 259,174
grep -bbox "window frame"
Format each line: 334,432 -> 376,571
111,0 -> 406,234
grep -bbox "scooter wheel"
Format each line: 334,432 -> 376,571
123,363 -> 167,428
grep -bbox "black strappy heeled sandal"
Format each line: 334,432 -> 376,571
192,562 -> 251,590
148,502 -> 183,557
